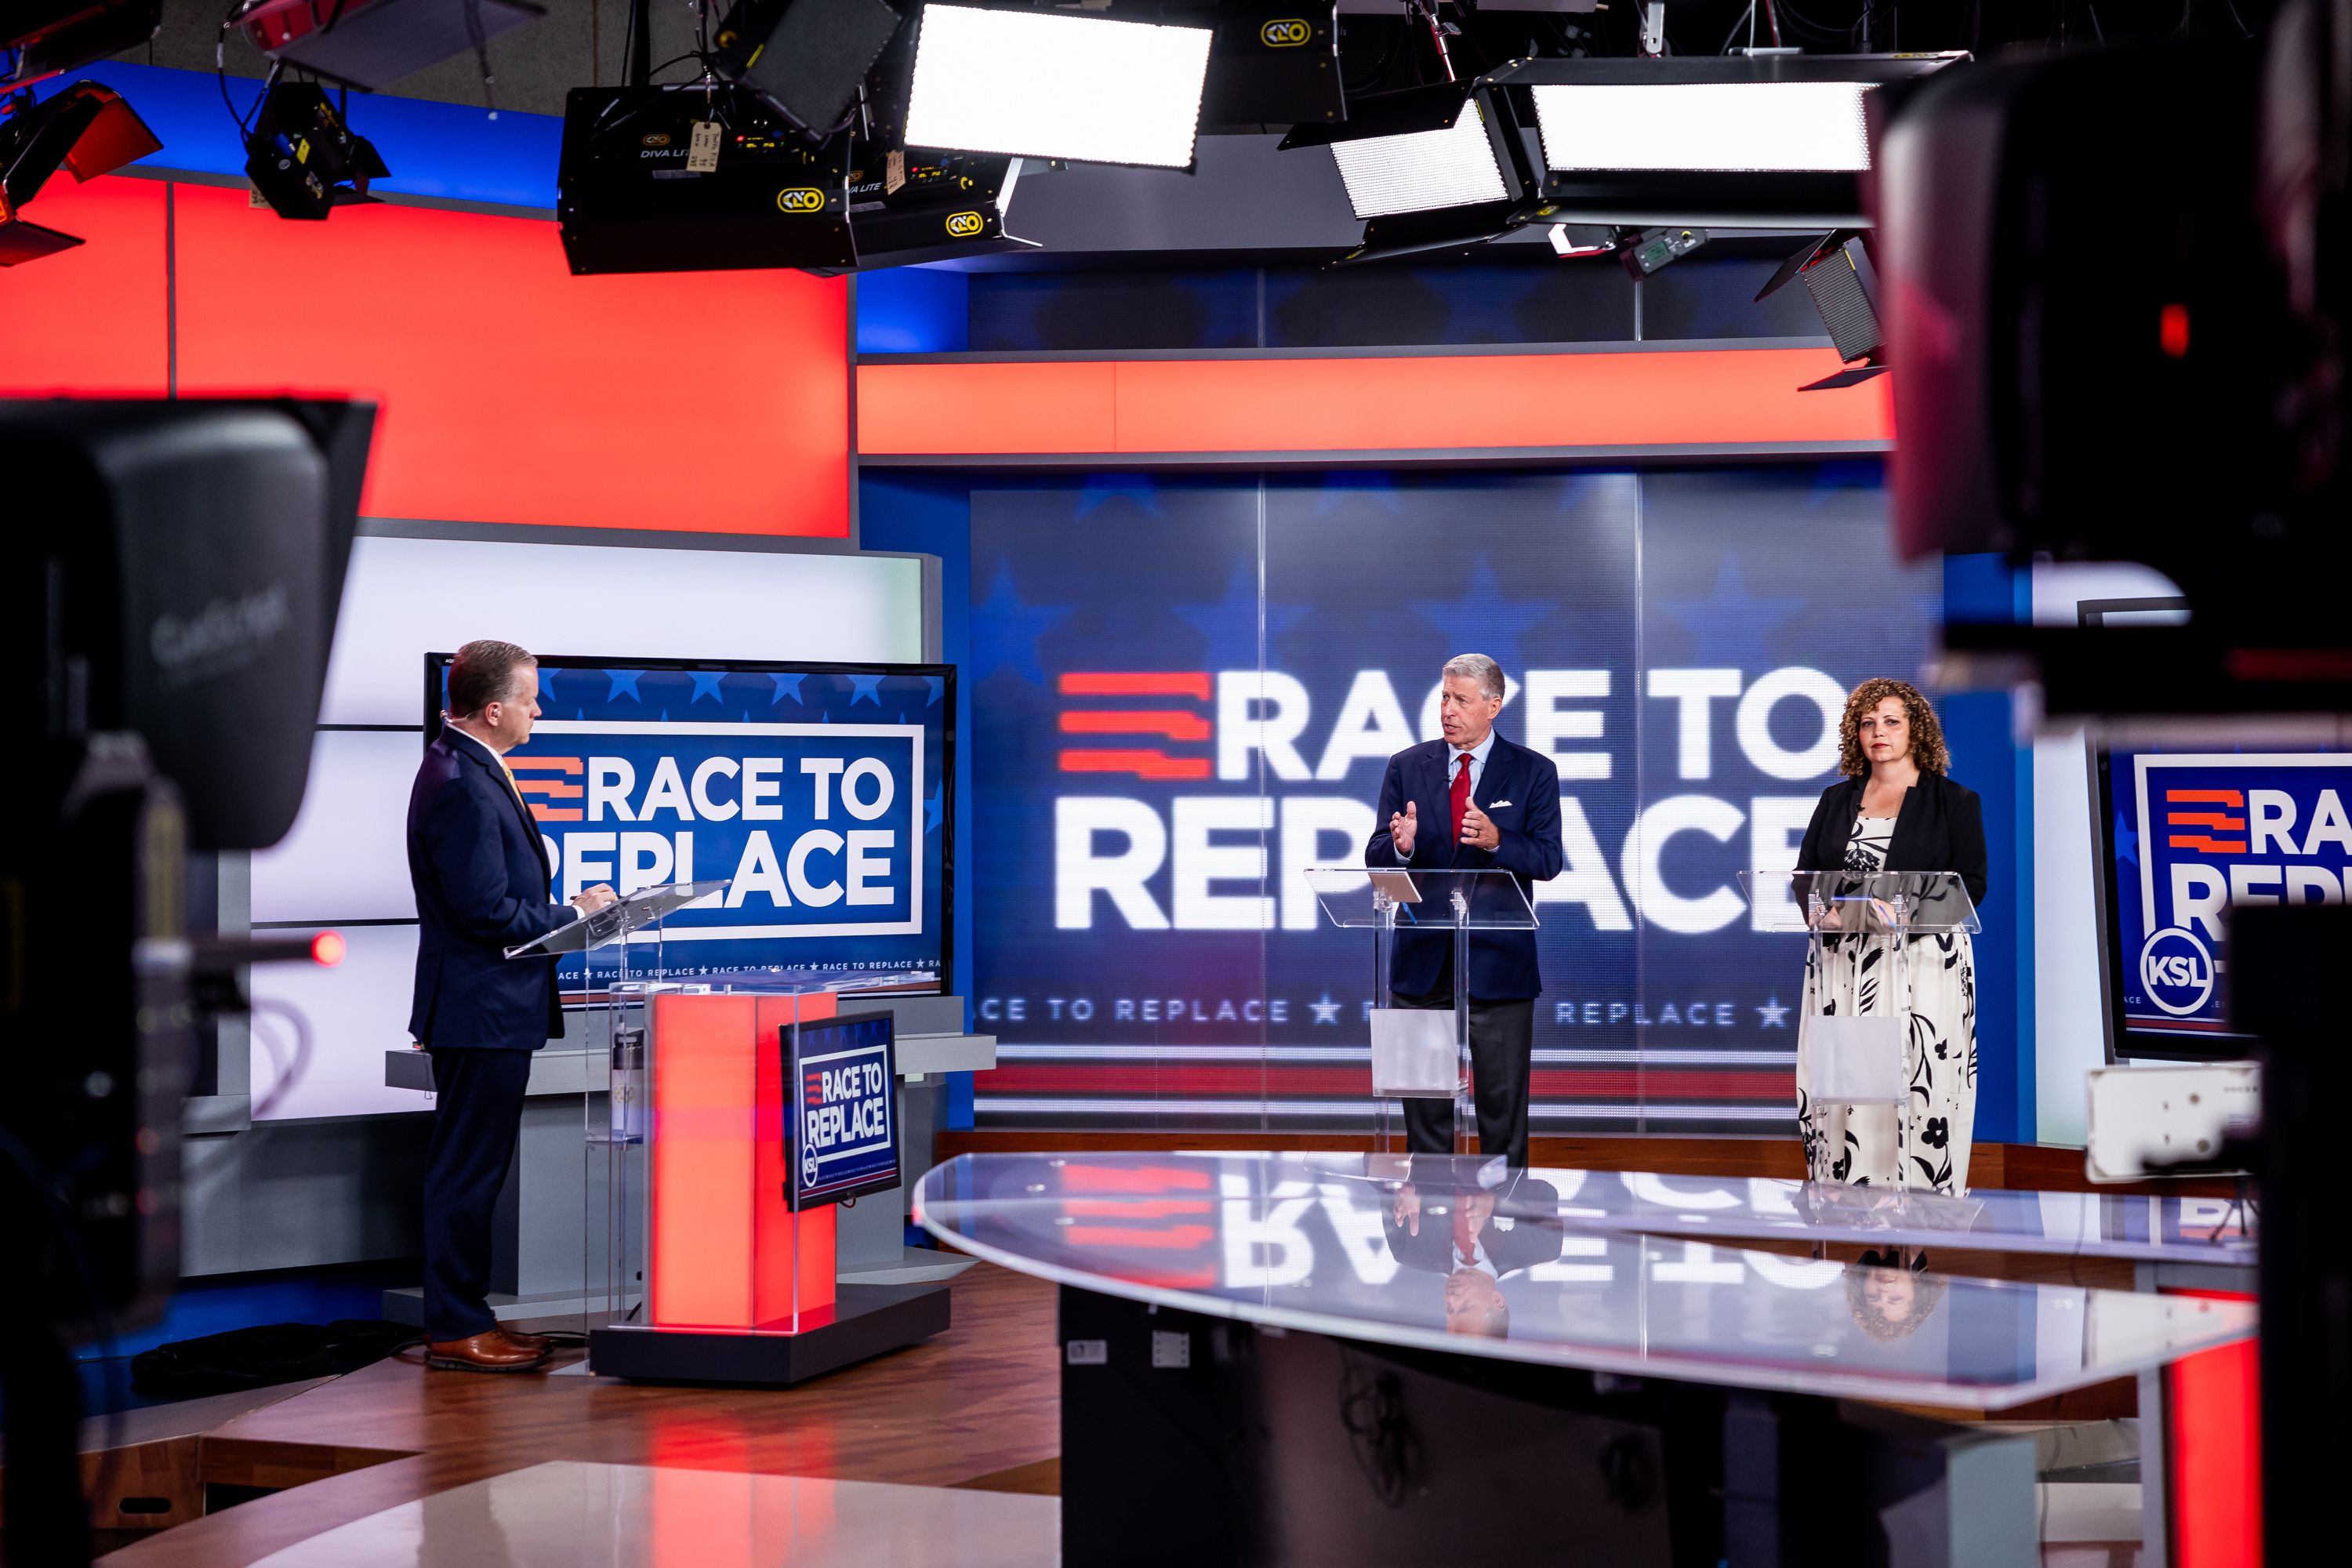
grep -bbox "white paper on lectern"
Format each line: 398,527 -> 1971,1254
1370,1008 -> 1459,1099
1809,1014 -> 1906,1104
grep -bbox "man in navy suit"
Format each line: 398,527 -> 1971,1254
408,639 -> 614,1372
1365,654 -> 1564,1166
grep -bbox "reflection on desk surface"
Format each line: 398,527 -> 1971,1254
914,1152 -> 2256,1411
923,1150 -> 2252,1265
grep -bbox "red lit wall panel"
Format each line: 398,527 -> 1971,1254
856,347 -> 1893,460
170,183 -> 849,536
0,176 -> 169,397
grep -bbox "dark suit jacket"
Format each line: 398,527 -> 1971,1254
1795,772 -> 1990,909
406,731 -> 572,1050
1382,1173 -> 1565,1279
1364,734 -> 1564,1000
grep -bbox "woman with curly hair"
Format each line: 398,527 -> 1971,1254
1791,678 -> 1988,1192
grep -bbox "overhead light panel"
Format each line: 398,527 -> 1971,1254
235,0 -> 547,92
5,1 -> 162,91
712,0 -> 906,141
2,79 -> 163,266
1198,4 -> 1343,132
1487,53 -> 1964,228
837,147 -> 1036,270
557,85 -> 857,275
1330,98 -> 1509,219
1282,80 -> 1552,264
1530,82 -> 1871,172
902,4 -> 1212,169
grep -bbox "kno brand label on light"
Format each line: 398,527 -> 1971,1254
2117,751 -> 2352,1036
1261,18 -> 1312,45
945,209 -> 985,238
785,1011 -> 898,1210
776,187 -> 826,212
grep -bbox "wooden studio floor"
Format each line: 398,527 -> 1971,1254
96,1262 -> 1062,1567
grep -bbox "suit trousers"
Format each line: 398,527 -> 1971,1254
422,1047 -> 533,1340
1392,949 -> 1535,1167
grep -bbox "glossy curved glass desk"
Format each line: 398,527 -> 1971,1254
915,1151 -> 2254,1412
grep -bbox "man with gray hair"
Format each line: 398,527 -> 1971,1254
1364,653 -> 1564,1165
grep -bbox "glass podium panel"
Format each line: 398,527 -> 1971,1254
1301,867 -> 1538,1152
914,1152 -> 2256,1410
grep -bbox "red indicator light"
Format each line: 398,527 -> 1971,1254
2160,303 -> 2190,358
311,931 -> 347,967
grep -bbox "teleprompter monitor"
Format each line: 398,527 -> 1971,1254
425,652 -> 954,993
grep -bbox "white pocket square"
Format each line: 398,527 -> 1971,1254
1488,800 -> 1514,809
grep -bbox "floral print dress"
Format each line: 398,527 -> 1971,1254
1794,815 -> 1980,1193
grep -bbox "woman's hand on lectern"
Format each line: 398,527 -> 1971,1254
572,884 -> 619,914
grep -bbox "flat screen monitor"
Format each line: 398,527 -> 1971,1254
425,652 -> 955,993
782,1009 -> 900,1210
2097,745 -> 2350,1059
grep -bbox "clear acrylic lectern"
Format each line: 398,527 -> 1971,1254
1303,866 -> 1538,1155
1737,869 -> 1980,1190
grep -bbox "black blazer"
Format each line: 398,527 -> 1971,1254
406,731 -> 573,1050
1795,772 -> 1989,910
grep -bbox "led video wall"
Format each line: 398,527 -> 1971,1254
964,464 -> 1938,1134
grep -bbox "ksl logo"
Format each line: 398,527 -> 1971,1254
641,132 -> 672,147
776,187 -> 826,213
945,209 -> 986,238
2140,926 -> 2217,1016
1261,17 -> 1312,46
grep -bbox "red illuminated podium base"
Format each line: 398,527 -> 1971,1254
587,1282 -> 949,1386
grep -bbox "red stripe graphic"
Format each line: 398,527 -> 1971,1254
1060,710 -> 1214,741
1062,1163 -> 1213,1192
1064,1225 -> 1216,1249
2165,812 -> 2245,830
2166,789 -> 2245,804
1058,750 -> 1213,779
509,756 -> 584,772
1062,1199 -> 1214,1218
1060,672 -> 1214,699
2169,836 -> 2248,854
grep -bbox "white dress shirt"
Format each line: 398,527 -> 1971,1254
1450,728 -> 1497,793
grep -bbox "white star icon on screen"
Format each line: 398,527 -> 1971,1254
1755,996 -> 1791,1029
1310,993 -> 1342,1025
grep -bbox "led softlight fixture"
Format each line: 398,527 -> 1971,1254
1330,99 -> 1511,220
902,4 -> 1213,169
1530,81 -> 1871,172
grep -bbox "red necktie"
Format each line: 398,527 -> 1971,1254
1450,753 -> 1472,845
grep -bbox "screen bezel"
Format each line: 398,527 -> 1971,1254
781,1007 -> 902,1212
2093,746 -> 2255,1063
424,652 -> 957,995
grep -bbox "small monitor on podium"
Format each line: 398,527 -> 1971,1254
782,1009 -> 901,1211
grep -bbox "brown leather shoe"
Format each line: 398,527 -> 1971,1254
499,1327 -> 554,1352
426,1330 -> 550,1373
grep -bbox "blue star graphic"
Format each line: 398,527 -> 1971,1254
1173,561 -> 1311,671
848,674 -> 886,707
1310,993 -> 1341,1025
924,787 -> 944,834
1657,557 -> 1808,667
1071,473 -> 1165,521
769,673 -> 807,706
2114,810 -> 2140,868
970,564 -> 1071,685
1411,557 -> 1549,677
688,670 -> 727,705
1307,470 -> 1407,519
924,676 -> 945,707
1756,996 -> 1791,1029
605,670 -> 646,702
